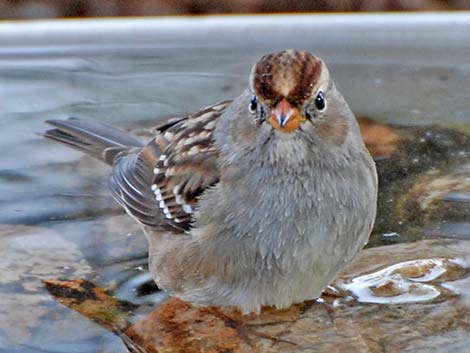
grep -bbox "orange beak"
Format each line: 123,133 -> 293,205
269,99 -> 302,133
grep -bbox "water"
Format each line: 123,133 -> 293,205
1,15 -> 470,353
340,258 -> 454,304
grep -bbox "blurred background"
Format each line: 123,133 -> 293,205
1,0 -> 470,19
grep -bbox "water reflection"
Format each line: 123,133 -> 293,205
340,258 -> 453,304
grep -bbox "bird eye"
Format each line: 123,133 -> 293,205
315,91 -> 326,110
249,95 -> 258,113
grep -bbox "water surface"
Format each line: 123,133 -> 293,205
1,15 -> 470,353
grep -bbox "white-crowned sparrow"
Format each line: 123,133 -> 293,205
43,49 -> 377,314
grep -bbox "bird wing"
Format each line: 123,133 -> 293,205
109,100 -> 231,232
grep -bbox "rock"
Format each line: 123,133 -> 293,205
43,278 -> 136,333
49,239 -> 470,352
398,164 -> 470,224
357,119 -> 470,245
0,224 -> 92,346
125,239 -> 470,352
334,239 -> 470,353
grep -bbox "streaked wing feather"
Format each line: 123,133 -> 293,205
150,100 -> 230,231
109,100 -> 231,232
110,153 -> 163,228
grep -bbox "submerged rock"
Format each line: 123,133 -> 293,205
357,119 -> 470,245
399,164 -> 470,225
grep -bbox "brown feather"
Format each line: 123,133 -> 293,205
252,49 -> 322,107
148,100 -> 231,231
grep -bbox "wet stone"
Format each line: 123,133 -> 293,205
363,121 -> 470,245
0,224 -> 126,352
120,239 -> 470,353
399,163 -> 470,225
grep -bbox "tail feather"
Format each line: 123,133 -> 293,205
41,117 -> 144,165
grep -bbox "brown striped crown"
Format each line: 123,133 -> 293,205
250,49 -> 323,107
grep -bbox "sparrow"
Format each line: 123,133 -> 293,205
42,49 -> 378,314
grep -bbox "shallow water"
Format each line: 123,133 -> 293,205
1,16 -> 470,353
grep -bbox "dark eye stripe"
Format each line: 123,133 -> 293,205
249,95 -> 258,113
305,110 -> 314,120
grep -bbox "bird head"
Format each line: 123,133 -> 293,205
248,49 -> 350,146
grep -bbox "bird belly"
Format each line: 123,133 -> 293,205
145,208 -> 371,314
144,156 -> 377,314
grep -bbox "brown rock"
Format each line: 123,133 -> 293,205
42,238 -> 470,352
122,239 -> 470,352
43,278 -> 135,333
399,165 -> 470,224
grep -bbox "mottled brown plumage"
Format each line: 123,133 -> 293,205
147,101 -> 229,231
251,49 -> 322,106
42,49 -> 377,314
